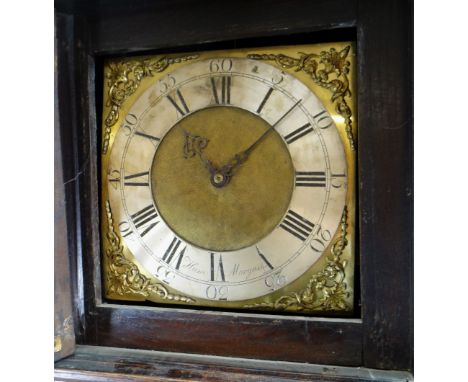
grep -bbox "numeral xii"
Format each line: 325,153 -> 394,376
211,76 -> 231,104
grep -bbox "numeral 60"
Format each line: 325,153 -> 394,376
209,58 -> 233,72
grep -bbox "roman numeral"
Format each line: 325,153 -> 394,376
162,237 -> 186,270
128,204 -> 159,237
295,171 -> 326,187
124,171 -> 149,187
211,76 -> 231,104
134,131 -> 161,142
256,87 -> 274,113
210,253 -> 226,282
256,246 -> 274,270
283,122 -> 314,144
280,210 -> 315,242
167,89 -> 190,116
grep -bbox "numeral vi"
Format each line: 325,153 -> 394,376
210,253 -> 226,282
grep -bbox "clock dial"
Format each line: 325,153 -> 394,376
107,58 -> 348,301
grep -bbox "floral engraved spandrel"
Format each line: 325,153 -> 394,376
104,200 -> 195,303
244,206 -> 350,312
248,46 -> 356,151
102,54 -> 199,154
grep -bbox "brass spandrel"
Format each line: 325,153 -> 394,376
248,45 -> 356,150
103,54 -> 199,154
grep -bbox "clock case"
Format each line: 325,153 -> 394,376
55,0 -> 413,379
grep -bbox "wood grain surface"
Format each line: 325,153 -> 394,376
54,0 -> 413,375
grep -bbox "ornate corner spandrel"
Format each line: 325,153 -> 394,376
244,206 -> 350,312
248,46 -> 356,151
104,200 -> 195,303
102,54 -> 199,154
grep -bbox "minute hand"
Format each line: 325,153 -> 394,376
221,99 -> 302,175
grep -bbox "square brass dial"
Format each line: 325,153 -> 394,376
100,42 -> 357,314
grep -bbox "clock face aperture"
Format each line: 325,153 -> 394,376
107,58 -> 348,301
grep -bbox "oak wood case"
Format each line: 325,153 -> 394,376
54,0 -> 413,378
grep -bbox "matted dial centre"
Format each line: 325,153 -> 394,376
151,106 -> 294,252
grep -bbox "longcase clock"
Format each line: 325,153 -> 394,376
54,0 -> 413,380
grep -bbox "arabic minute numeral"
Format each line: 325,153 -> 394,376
122,113 -> 138,136
160,74 -> 176,93
209,58 -> 233,72
331,173 -> 347,189
108,169 -> 120,189
118,220 -> 132,238
265,272 -> 286,291
206,285 -> 228,300
312,109 -> 333,130
271,72 -> 284,85
310,226 -> 332,252
155,265 -> 175,284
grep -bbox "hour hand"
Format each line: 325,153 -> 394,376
182,130 -> 216,175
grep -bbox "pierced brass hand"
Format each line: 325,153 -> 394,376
219,99 -> 302,182
182,130 -> 217,176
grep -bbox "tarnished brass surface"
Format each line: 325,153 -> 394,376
152,107 -> 294,251
101,42 -> 357,313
